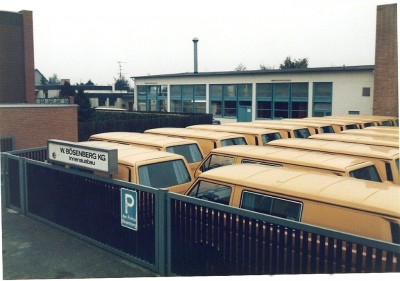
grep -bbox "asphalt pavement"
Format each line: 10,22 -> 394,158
1,208 -> 157,279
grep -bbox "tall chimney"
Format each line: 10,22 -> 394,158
192,37 -> 199,73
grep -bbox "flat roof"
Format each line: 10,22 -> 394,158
132,65 -> 375,80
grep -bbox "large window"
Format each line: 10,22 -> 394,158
240,191 -> 303,221
170,84 -> 206,113
256,83 -> 308,119
210,84 -> 252,118
313,82 -> 332,117
137,85 -> 167,112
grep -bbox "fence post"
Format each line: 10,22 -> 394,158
156,188 -> 169,276
1,152 -> 9,209
18,157 -> 27,215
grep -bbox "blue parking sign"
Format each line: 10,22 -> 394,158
120,188 -> 138,231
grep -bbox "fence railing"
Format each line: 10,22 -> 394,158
167,193 -> 400,276
2,149 -> 400,276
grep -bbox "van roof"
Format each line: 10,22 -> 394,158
186,124 -> 280,135
303,118 -> 359,126
210,145 -> 373,172
79,141 -> 186,165
223,122 -> 308,132
145,127 -> 246,140
198,164 -> 400,218
89,132 -> 198,147
281,119 -> 335,127
310,133 -> 399,148
341,129 -> 399,139
267,138 -> 399,159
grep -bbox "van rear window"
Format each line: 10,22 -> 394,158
261,133 -> 282,145
293,129 -> 310,139
349,165 -> 382,182
221,137 -> 247,146
187,180 -> 232,205
241,191 -> 302,222
166,144 -> 203,163
138,160 -> 191,188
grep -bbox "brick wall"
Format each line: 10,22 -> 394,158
21,10 -> 35,104
0,105 -> 78,150
0,11 -> 26,103
373,4 -> 399,116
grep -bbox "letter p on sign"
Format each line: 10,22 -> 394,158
120,188 -> 138,231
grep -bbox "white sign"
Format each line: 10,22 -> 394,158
47,140 -> 118,173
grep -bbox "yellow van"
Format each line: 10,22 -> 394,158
195,145 -> 382,183
185,164 -> 400,243
341,129 -> 399,139
278,119 -> 336,134
310,133 -> 399,148
303,117 -> 360,132
335,115 -> 398,127
79,141 -> 193,194
88,132 -> 204,173
322,116 -> 379,128
267,138 -> 400,184
364,126 -> 399,134
144,127 -> 247,156
253,120 -> 315,135
186,124 -> 282,146
222,122 -> 310,139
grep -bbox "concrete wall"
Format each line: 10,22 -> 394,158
0,105 -> 78,150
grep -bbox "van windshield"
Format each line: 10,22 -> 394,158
187,180 -> 231,205
349,165 -> 382,182
261,133 -> 282,145
166,144 -> 203,163
221,137 -> 247,146
138,160 -> 191,188
294,128 -> 311,138
321,126 -> 335,133
345,124 -> 358,129
200,154 -> 235,172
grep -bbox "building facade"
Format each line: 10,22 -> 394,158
133,65 -> 375,123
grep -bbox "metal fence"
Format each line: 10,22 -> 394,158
2,150 -> 400,276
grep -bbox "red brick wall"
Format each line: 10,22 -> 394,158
21,10 -> 35,104
0,11 -> 26,103
373,4 -> 399,116
0,105 -> 78,150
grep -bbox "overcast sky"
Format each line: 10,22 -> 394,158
2,0 -> 397,85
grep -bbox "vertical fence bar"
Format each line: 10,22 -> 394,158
156,188 -> 168,276
18,157 -> 27,215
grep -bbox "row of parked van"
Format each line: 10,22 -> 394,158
77,114 -> 399,244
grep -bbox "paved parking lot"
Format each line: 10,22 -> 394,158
1,208 -> 157,279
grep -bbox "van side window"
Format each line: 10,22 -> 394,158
241,159 -> 283,167
390,222 -> 400,244
349,165 -> 382,182
385,162 -> 393,182
187,180 -> 232,205
200,155 -> 235,172
240,191 -> 303,222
